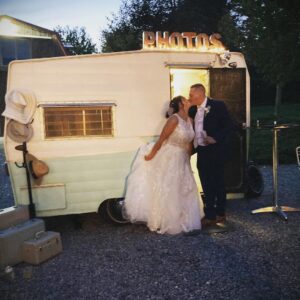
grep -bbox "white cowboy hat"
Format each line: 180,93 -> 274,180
6,120 -> 34,143
2,89 -> 37,124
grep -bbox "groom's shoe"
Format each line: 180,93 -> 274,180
216,215 -> 226,223
201,218 -> 217,227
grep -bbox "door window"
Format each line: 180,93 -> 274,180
170,68 -> 209,98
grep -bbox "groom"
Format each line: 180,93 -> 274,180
189,83 -> 233,227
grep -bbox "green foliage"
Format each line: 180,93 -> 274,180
220,0 -> 300,117
101,0 -> 229,52
250,104 -> 300,164
165,0 -> 228,32
54,26 -> 97,55
218,11 -> 242,51
224,0 -> 300,87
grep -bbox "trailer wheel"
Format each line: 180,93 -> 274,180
245,163 -> 264,197
103,198 -> 130,224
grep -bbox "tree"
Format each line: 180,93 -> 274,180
166,0 -> 228,33
101,0 -> 175,52
54,26 -> 97,55
101,0 -> 229,52
223,0 -> 300,117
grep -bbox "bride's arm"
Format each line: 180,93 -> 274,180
145,116 -> 178,161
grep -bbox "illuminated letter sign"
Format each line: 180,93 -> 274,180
143,31 -> 155,48
181,32 -> 197,48
156,31 -> 169,48
142,31 -> 226,52
169,32 -> 184,48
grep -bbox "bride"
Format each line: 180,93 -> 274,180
124,96 -> 204,234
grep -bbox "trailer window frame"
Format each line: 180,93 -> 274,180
42,103 -> 115,139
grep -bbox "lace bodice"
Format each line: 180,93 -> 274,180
166,114 -> 195,149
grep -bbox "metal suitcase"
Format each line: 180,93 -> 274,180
0,218 -> 45,267
0,205 -> 29,230
22,231 -> 62,265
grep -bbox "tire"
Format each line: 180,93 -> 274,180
104,198 -> 130,224
245,163 -> 264,197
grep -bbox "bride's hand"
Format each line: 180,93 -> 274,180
204,136 -> 216,145
144,149 -> 157,161
144,153 -> 154,161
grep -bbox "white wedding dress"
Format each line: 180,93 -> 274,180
124,114 -> 204,234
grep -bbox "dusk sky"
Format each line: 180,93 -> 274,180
0,0 -> 123,50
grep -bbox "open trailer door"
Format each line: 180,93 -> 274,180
210,68 -> 246,192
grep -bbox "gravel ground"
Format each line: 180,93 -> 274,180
0,148 -> 14,209
1,149 -> 300,300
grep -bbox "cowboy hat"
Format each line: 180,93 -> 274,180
25,153 -> 49,185
2,89 -> 37,124
6,120 -> 34,143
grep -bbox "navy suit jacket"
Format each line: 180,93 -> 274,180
189,98 -> 233,158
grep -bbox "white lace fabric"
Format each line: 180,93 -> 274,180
124,114 -> 204,235
166,114 -> 195,151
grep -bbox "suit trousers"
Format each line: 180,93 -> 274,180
196,145 -> 226,220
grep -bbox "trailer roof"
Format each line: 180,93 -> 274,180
8,49 -> 245,67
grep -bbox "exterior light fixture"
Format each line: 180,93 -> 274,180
229,62 -> 237,68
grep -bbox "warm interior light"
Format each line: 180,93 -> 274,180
170,69 -> 210,98
0,18 -> 20,36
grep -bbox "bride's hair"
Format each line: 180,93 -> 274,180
165,95 -> 183,118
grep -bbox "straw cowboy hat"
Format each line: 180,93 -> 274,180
2,89 -> 37,124
6,120 -> 34,143
26,153 -> 49,185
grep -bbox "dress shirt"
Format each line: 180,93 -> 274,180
194,97 -> 208,148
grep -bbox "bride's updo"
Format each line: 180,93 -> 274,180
165,95 -> 184,118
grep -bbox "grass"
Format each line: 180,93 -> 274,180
249,103 -> 300,164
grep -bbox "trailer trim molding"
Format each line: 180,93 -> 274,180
165,62 -> 214,68
38,101 -> 117,108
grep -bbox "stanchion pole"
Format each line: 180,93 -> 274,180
273,126 -> 279,207
22,142 -> 36,219
251,123 -> 300,220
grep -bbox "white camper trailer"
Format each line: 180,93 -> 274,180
3,49 -> 251,217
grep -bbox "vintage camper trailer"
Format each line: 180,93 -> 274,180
3,46 -> 255,218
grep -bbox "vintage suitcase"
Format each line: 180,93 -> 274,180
0,205 -> 29,230
0,218 -> 45,267
22,231 -> 63,265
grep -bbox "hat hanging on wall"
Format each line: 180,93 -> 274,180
25,153 -> 49,185
6,120 -> 34,143
2,89 -> 37,124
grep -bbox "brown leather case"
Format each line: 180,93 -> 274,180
22,231 -> 63,265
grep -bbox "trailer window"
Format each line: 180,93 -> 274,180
44,106 -> 113,138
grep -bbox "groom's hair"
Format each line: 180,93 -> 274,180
191,83 -> 206,93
